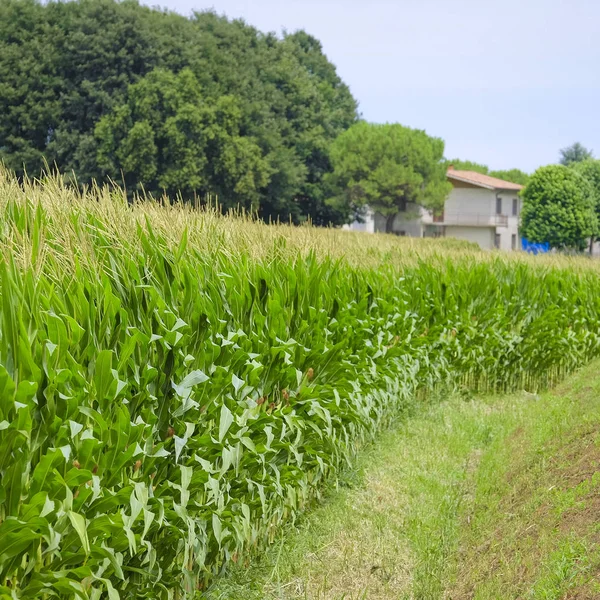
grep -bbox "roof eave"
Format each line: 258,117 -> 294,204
447,173 -> 523,192
447,173 -> 495,190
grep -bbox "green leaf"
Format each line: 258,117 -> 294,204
173,369 -> 209,397
29,449 -> 63,496
212,513 -> 222,546
0,365 -> 15,418
232,374 -> 244,393
69,420 -> 84,439
94,350 -> 115,401
0,522 -> 41,568
219,404 -> 234,443
68,511 -> 91,555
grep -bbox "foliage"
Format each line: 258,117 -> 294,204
571,159 -> 600,246
277,31 -> 360,225
521,165 -> 597,251
446,159 -> 489,174
1,172 -> 600,598
327,122 -> 452,230
446,160 -> 530,186
488,168 -> 530,186
96,69 -> 270,209
0,0 -> 357,224
559,142 -> 593,166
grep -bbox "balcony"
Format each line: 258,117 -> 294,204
432,212 -> 508,227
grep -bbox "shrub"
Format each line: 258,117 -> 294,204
521,164 -> 596,251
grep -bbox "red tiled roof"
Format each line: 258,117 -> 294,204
447,169 -> 524,191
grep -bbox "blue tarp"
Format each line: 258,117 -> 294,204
521,238 -> 550,254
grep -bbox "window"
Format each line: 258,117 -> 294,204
495,233 -> 501,249
511,234 -> 517,250
496,196 -> 502,215
512,198 -> 518,216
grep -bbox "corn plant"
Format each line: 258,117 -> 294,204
1,171 -> 600,598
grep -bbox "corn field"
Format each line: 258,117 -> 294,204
1,170 -> 600,599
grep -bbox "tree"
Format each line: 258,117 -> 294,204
278,31 -> 358,225
0,0 -> 358,223
0,0 -> 61,174
0,0 -> 180,179
327,122 -> 452,231
96,69 -> 270,209
559,142 -> 593,166
571,159 -> 600,252
446,159 -> 489,174
521,165 -> 596,251
488,169 -> 530,186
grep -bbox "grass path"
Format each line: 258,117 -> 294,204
207,361 -> 600,599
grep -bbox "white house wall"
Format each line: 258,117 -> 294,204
444,187 -> 521,251
389,215 -> 423,238
445,187 -> 495,215
344,209 -> 375,233
347,203 -> 426,236
343,187 -> 522,252
388,203 -> 426,237
498,192 -> 521,251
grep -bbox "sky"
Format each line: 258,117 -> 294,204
142,0 -> 600,173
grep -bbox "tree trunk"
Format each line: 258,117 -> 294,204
385,213 -> 395,234
590,236 -> 595,256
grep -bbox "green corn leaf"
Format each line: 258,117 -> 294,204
94,350 -> 115,402
0,365 -> 15,418
68,511 -> 91,555
3,171 -> 600,598
29,448 -> 64,496
219,404 -> 234,443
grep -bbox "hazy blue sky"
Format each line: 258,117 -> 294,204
142,0 -> 600,173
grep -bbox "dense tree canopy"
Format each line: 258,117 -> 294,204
96,69 -> 270,208
572,160 -> 600,212
571,159 -> 600,251
327,122 -> 452,230
521,165 -> 596,251
489,168 -> 530,186
0,0 -> 358,223
446,159 -> 489,174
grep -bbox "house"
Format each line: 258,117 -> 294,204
345,168 -> 524,250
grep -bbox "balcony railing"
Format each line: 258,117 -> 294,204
432,212 -> 508,227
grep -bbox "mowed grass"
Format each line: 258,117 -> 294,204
208,360 -> 600,600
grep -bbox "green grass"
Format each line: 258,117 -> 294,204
208,360 -> 600,599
